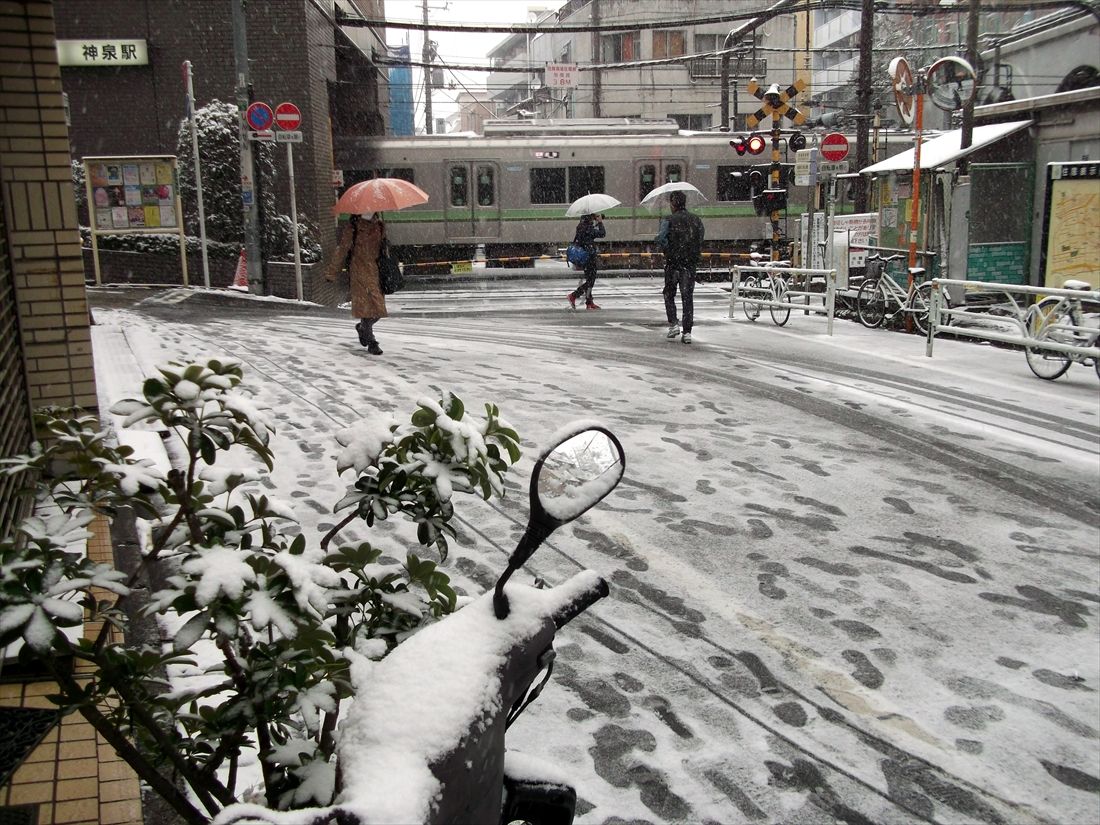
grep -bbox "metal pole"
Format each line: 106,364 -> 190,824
231,0 -> 262,294
183,60 -> 210,288
959,0 -> 981,171
287,142 -> 302,301
422,0 -> 433,134
854,0 -> 874,212
908,88 -> 924,273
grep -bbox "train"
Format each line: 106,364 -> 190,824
334,119 -> 908,273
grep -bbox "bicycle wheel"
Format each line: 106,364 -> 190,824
770,278 -> 791,326
741,274 -> 761,321
1024,300 -> 1072,380
857,278 -> 885,328
908,282 -> 933,337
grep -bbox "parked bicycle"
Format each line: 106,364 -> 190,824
1023,279 -> 1100,380
741,252 -> 792,326
856,253 -> 932,335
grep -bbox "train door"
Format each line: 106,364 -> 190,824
632,158 -> 688,236
444,161 -> 501,241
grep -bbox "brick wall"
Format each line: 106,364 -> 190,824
0,1 -> 97,415
53,0 -> 371,306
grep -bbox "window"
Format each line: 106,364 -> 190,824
531,167 -> 606,204
694,33 -> 718,53
531,168 -> 566,203
669,114 -> 711,131
652,31 -> 685,59
665,164 -> 683,184
601,31 -> 639,62
718,166 -> 752,201
377,167 -> 414,183
639,164 -> 656,201
476,166 -> 495,206
567,166 -> 605,201
450,166 -> 468,206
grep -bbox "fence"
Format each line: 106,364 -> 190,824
729,265 -> 839,335
926,278 -> 1100,359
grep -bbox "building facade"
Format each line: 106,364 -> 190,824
487,0 -> 809,132
51,0 -> 387,300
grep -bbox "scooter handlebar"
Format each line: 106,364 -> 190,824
551,574 -> 609,630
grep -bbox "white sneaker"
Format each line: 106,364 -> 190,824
681,332 -> 692,344
666,324 -> 680,338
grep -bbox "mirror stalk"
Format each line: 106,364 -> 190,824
493,523 -> 553,619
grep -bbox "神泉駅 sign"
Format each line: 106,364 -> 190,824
57,39 -> 148,67
83,156 -> 189,286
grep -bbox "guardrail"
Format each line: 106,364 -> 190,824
926,278 -> 1100,358
729,265 -> 839,335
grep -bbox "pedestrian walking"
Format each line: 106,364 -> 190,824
567,212 -> 606,310
656,191 -> 705,344
325,212 -> 387,355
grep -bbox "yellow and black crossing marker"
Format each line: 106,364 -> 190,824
746,77 -> 807,259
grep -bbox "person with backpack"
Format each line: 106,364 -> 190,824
656,190 -> 705,343
567,212 -> 606,310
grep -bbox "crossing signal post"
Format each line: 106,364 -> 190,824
746,77 -> 807,260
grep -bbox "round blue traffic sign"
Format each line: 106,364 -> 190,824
245,102 -> 274,131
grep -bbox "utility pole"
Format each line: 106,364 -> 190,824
230,0 -> 262,294
422,0 -> 433,134
959,0 -> 981,172
591,0 -> 601,117
854,0 -> 874,213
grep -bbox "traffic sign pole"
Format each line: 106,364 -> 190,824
274,102 -> 304,300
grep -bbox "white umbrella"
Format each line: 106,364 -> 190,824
639,181 -> 706,213
565,193 -> 621,217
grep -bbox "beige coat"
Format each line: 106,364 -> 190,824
325,216 -> 388,319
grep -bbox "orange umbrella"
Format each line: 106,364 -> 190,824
331,178 -> 429,215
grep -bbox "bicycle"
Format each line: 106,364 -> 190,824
856,253 -> 933,335
1023,279 -> 1100,380
741,252 -> 792,326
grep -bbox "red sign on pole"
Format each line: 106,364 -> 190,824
274,102 -> 302,131
245,102 -> 274,131
821,132 -> 850,162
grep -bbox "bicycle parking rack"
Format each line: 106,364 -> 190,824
729,265 -> 839,335
927,278 -> 1100,358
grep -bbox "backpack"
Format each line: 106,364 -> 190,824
664,211 -> 703,265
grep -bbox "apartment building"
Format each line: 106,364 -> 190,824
487,0 -> 810,132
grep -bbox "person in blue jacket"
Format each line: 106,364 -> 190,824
567,212 -> 606,310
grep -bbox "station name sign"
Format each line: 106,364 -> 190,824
57,39 -> 149,67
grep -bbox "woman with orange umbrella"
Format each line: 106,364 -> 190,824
325,178 -> 429,355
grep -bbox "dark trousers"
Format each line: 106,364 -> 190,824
663,266 -> 695,331
356,318 -> 378,341
572,260 -> 598,304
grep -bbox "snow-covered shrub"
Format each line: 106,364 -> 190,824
175,99 -> 321,263
0,361 -> 520,822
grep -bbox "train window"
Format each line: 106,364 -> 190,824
476,165 -> 495,206
718,166 -> 752,201
567,166 -> 605,202
342,170 -> 374,191
665,164 -> 683,184
377,167 -> 414,184
531,168 -> 567,204
450,166 -> 468,207
639,164 -> 656,200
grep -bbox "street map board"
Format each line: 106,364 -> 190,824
1040,162 -> 1099,290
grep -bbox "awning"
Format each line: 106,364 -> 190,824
860,119 -> 1032,174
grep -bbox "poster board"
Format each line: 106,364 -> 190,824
1040,161 -> 1099,290
83,155 -> 188,286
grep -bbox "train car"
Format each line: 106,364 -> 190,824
334,119 -> 901,273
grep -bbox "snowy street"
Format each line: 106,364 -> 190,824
88,277 -> 1100,825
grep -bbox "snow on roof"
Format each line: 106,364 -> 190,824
860,119 -> 1032,174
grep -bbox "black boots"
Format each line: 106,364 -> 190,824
356,321 -> 383,355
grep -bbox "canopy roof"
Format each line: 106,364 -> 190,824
861,120 -> 1032,174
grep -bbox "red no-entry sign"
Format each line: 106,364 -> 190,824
821,132 -> 849,162
274,102 -> 302,131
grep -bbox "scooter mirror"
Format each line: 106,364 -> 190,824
535,429 -> 625,524
494,425 -> 625,619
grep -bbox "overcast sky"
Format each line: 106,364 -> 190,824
383,0 -> 562,125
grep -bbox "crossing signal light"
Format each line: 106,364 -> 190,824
789,131 -> 807,151
747,169 -> 767,191
730,133 -> 768,156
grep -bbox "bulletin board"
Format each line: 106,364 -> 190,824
1040,161 -> 1100,290
83,155 -> 188,286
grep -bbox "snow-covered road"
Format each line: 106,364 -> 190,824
89,279 -> 1100,824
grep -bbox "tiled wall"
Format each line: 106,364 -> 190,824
0,0 -> 97,413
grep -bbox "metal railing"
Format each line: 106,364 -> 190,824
926,278 -> 1100,358
729,264 -> 839,335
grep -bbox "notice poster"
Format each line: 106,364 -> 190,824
122,164 -> 140,185
139,162 -> 156,184
95,208 -> 112,229
127,206 -> 146,227
124,185 -> 141,206
159,204 -> 176,226
1042,162 -> 1100,289
144,206 -> 161,227
106,164 -> 123,185
155,163 -> 173,185
90,164 -> 109,187
111,206 -> 129,227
